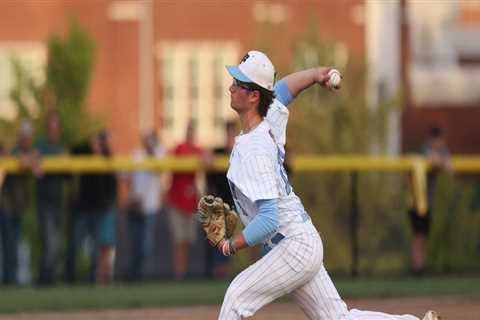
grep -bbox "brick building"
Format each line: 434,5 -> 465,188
0,0 -> 478,155
402,0 -> 480,154
0,0 -> 364,154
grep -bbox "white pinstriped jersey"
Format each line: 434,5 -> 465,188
226,98 -> 309,241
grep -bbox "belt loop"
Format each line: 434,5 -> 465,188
271,232 -> 285,245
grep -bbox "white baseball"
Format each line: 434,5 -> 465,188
327,69 -> 341,87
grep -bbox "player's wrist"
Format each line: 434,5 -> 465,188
315,67 -> 331,85
219,238 -> 237,256
216,239 -> 226,251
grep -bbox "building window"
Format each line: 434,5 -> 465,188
161,55 -> 174,128
156,41 -> 238,148
253,2 -> 288,23
189,56 -> 199,123
213,55 -> 224,127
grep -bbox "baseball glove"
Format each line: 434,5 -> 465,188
197,195 -> 227,246
197,195 -> 239,247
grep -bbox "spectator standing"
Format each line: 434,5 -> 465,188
166,121 -> 203,279
409,126 -> 451,274
65,132 -> 117,285
0,120 -> 43,284
64,140 -> 98,283
35,113 -> 65,285
1,122 -> 41,285
94,131 -> 118,285
126,129 -> 164,282
205,121 -> 237,278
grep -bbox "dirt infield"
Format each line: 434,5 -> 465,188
0,296 -> 478,319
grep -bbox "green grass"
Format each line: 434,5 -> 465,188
0,280 -> 229,313
0,276 -> 479,314
335,276 -> 480,298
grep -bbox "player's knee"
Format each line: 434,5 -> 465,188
223,287 -> 239,310
220,287 -> 250,319
219,298 -> 241,320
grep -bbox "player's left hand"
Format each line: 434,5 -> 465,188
197,195 -> 227,246
197,195 -> 238,247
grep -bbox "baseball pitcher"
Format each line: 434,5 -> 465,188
198,50 -> 439,320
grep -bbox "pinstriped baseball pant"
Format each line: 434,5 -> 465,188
219,231 -> 420,320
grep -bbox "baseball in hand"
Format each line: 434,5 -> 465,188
327,69 -> 341,88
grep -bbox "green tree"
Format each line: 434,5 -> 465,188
0,58 -> 44,146
41,17 -> 102,147
6,17 -> 102,148
428,175 -> 480,273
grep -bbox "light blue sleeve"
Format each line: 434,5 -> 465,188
274,79 -> 294,107
242,198 -> 279,246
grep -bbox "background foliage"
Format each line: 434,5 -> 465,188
5,17 -> 102,148
428,175 -> 480,273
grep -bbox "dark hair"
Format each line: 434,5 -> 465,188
225,120 -> 237,132
98,130 -> 112,157
240,81 -> 275,118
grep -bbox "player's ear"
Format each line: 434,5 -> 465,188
249,89 -> 260,102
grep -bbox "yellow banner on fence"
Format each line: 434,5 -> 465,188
1,155 -> 479,217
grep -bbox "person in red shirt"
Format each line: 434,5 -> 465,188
166,121 -> 203,279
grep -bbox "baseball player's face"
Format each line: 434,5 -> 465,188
229,79 -> 257,114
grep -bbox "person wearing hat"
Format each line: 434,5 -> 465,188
215,50 -> 438,320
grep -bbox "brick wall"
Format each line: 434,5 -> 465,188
0,0 -> 365,154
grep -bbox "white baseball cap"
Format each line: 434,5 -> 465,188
226,50 -> 275,91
